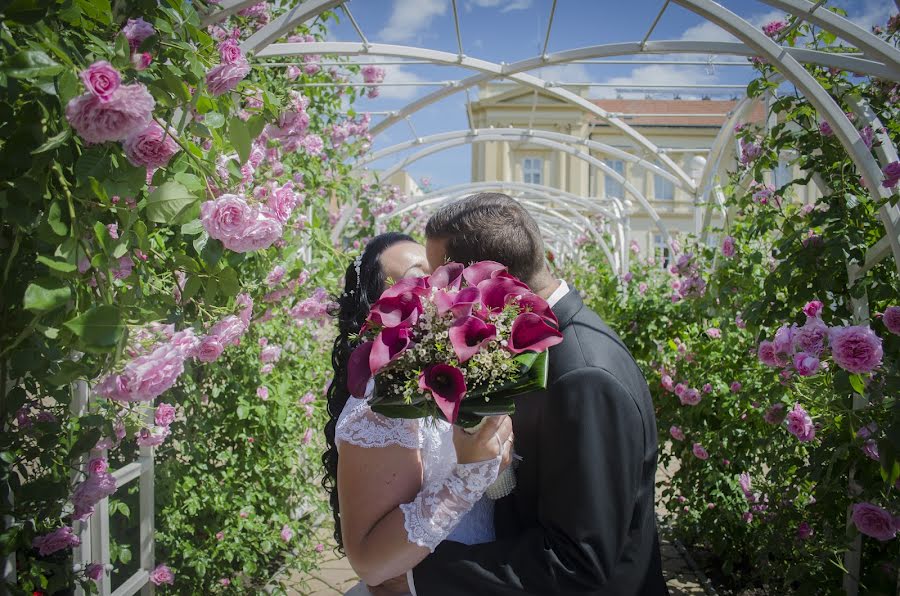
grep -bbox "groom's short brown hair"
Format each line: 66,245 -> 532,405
425,192 -> 546,284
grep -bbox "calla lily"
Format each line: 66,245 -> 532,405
429,262 -> 465,290
516,292 -> 559,326
347,341 -> 374,397
369,326 -> 412,374
434,286 -> 481,319
418,364 -> 467,424
462,261 -> 506,286
380,276 -> 429,300
449,316 -> 497,362
508,312 -> 564,354
367,293 -> 423,328
478,274 -> 530,311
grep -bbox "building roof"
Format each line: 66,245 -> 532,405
589,98 -> 765,127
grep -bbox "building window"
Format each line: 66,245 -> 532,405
603,159 -> 624,199
773,159 -> 792,188
654,234 -> 671,268
523,158 -> 542,185
654,173 -> 675,201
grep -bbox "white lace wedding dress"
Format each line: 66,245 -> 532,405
335,395 -> 497,596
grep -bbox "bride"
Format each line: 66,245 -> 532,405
322,232 -> 514,596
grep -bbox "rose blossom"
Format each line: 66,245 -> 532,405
730,381 -> 742,393
786,403 -> 815,442
764,403 -> 786,425
155,403 -> 176,426
819,121 -> 833,137
149,564 -> 175,586
122,18 -> 155,51
829,325 -> 883,374
302,428 -> 313,444
862,440 -> 880,461
136,425 -> 171,447
883,306 -> 900,335
851,503 -> 897,541
692,443 -> 709,460
706,328 -> 721,339
280,524 -> 294,542
66,84 -> 155,144
123,121 -> 179,168
94,344 -> 187,402
32,526 -> 81,556
797,522 -> 813,540
257,386 -> 269,400
85,563 -> 105,581
267,265 -> 286,286
87,458 -> 108,475
132,52 -> 152,71
195,334 -> 225,363
773,324 -> 795,355
200,194 -> 255,241
803,300 -> 824,318
792,317 -> 828,356
669,426 -> 685,441
259,345 -> 282,363
680,388 -> 701,406
721,236 -> 735,258
206,58 -> 251,96
793,352 -> 820,377
762,20 -> 787,37
882,161 -> 900,189
209,315 -> 247,346
660,375 -> 675,392
72,471 -> 117,521
79,61 -> 120,102
218,39 -> 243,64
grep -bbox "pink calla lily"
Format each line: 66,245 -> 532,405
347,341 -> 374,397
462,261 -> 506,286
429,262 -> 465,290
418,364 -> 467,424
369,326 -> 413,374
380,277 -> 429,300
366,293 -> 423,329
449,316 -> 497,362
435,286 -> 481,319
515,292 -> 559,326
508,312 -> 564,354
478,274 -> 530,311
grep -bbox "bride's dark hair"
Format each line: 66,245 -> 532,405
322,232 -> 416,552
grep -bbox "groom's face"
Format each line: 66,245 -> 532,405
425,236 -> 449,272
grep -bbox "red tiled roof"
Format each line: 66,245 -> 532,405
589,99 -> 765,127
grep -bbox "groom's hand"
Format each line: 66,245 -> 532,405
369,574 -> 410,595
453,415 -> 514,470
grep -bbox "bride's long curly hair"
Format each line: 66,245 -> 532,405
322,232 -> 416,552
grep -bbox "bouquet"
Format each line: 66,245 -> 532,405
346,260 -> 564,428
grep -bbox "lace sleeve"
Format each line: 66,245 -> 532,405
399,457 -> 501,552
335,397 -> 424,450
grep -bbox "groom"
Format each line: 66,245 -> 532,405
404,193 -> 667,595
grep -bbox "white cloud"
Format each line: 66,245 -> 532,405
533,63 -> 591,83
842,0 -> 893,32
465,0 -> 532,12
378,0 -> 448,43
596,64 -> 721,99
678,10 -> 784,42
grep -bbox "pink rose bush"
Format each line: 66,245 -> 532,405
786,402 -> 815,442
149,564 -> 175,586
79,61 -> 120,102
122,121 -> 179,168
851,503 -> 897,541
206,40 -> 251,96
33,526 -> 81,556
67,64 -> 155,144
200,194 -> 287,253
883,306 -> 900,335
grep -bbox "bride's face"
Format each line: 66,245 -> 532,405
379,241 -> 430,284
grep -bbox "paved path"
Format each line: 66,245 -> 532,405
281,452 -> 709,595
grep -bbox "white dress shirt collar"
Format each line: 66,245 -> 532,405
546,280 -> 570,308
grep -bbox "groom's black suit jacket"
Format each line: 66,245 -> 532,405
412,288 -> 668,595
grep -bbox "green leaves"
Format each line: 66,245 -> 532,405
229,117 -> 252,164
146,181 -> 198,224
23,278 -> 71,313
2,50 -> 63,79
63,305 -> 124,351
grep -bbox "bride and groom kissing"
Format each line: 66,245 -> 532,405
323,192 -> 668,595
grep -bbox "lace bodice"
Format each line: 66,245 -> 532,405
335,396 -> 496,549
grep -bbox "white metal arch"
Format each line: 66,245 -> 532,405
364,131 -> 673,244
355,127 -> 685,189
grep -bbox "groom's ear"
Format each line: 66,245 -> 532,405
425,236 -> 449,272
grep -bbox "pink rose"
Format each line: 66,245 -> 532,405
267,182 -> 298,223
883,306 -> 900,335
259,345 -> 282,363
819,121 -> 833,137
257,386 -> 269,400
797,522 -> 813,540
792,317 -> 828,356
195,335 -> 225,363
132,52 -> 152,71
851,503 -> 897,541
315,543 -> 324,553
692,443 -> 709,460
301,133 -> 324,156
680,388 -> 701,406
87,458 -> 108,475
66,84 -> 155,144
302,428 -> 313,444
209,315 -> 247,346
660,375 -> 674,392
721,236 -> 735,258
266,265 -> 286,286
72,471 -> 117,521
730,381 -> 742,393
280,524 -> 293,542
702,383 -> 712,393
286,65 -> 302,80
773,324 -> 796,355
762,20 -> 787,37
803,300 -> 824,318
881,161 -> 900,189
218,39 -> 243,64
216,531 -> 224,541
669,426 -> 685,441
122,18 -> 155,51
136,425 -> 171,447
738,472 -> 752,499
793,352 -> 820,377
94,345 -> 187,402
149,564 -> 175,586
706,328 -> 721,339
122,121 -> 179,169
220,578 -> 231,586
201,195 -> 255,242
85,563 -> 105,581
829,325 -> 883,374
786,403 -> 815,442
79,61 -> 120,102
206,58 -> 250,96
300,392 -> 316,404
155,403 -> 176,426
260,364 -> 274,374
32,526 -> 81,556
222,213 -> 283,253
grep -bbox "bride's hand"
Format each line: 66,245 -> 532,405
369,574 -> 410,595
452,415 -> 514,469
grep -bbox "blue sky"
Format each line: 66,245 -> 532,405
318,0 -> 894,190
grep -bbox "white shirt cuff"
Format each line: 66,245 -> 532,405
406,569 -> 418,596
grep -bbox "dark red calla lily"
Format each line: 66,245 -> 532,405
477,274 -> 530,311
515,292 -> 559,326
429,262 -> 465,290
369,326 -> 412,374
418,364 -> 467,424
449,316 -> 497,362
367,293 -> 423,328
508,312 -> 564,354
462,261 -> 506,286
434,286 -> 481,319
380,276 -> 430,300
347,341 -> 374,397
